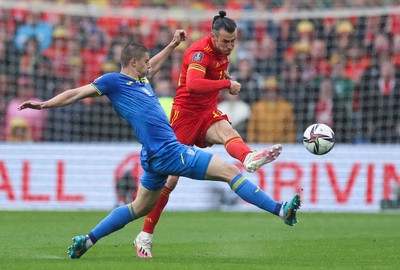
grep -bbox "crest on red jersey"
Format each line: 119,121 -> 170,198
192,52 -> 204,62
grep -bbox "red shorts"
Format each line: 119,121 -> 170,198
170,107 -> 229,148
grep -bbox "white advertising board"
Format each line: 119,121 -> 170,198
0,143 -> 399,212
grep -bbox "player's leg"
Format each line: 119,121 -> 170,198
203,155 -> 280,213
134,109 -> 199,258
142,107 -> 197,231
203,155 -> 300,225
141,175 -> 178,234
206,119 -> 252,162
206,119 -> 282,172
134,175 -> 179,258
172,146 -> 301,226
68,177 -> 164,259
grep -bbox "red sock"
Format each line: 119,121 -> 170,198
142,186 -> 172,234
225,136 -> 252,163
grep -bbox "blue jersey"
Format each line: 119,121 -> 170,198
91,73 -> 177,161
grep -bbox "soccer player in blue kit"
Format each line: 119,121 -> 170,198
17,29 -> 301,259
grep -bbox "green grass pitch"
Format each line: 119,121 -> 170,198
0,211 -> 399,270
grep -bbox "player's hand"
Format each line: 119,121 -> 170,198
171,29 -> 187,47
229,81 -> 241,95
17,101 -> 43,111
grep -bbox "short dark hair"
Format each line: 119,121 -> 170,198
120,43 -> 149,67
212,10 -> 236,34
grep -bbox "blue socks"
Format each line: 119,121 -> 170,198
230,174 -> 281,215
88,204 -> 137,244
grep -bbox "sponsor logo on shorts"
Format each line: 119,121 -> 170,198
186,148 -> 195,156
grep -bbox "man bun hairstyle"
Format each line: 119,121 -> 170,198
212,10 -> 236,34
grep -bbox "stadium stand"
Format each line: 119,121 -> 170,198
1,0 -> 400,143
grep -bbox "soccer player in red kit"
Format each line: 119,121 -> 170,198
134,11 -> 284,258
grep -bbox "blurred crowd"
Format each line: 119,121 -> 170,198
1,0 -> 400,143
16,0 -> 400,10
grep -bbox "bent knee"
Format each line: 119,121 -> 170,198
222,163 -> 241,182
227,163 -> 241,174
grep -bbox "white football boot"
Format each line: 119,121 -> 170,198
133,232 -> 153,258
243,144 -> 282,173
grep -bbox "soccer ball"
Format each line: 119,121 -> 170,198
303,123 -> 335,155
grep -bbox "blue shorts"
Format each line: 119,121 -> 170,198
140,142 -> 213,191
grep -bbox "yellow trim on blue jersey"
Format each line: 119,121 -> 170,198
120,72 -> 149,84
180,153 -> 185,164
231,176 -> 246,191
120,72 -> 139,80
140,77 -> 149,84
90,83 -> 103,95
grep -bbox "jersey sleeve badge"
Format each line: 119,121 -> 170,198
192,52 -> 204,62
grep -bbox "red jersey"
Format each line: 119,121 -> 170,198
173,35 -> 231,111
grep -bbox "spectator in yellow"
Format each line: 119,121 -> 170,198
247,76 -> 296,143
7,117 -> 32,142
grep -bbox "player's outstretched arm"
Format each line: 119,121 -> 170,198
148,29 -> 187,79
17,84 -> 99,111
